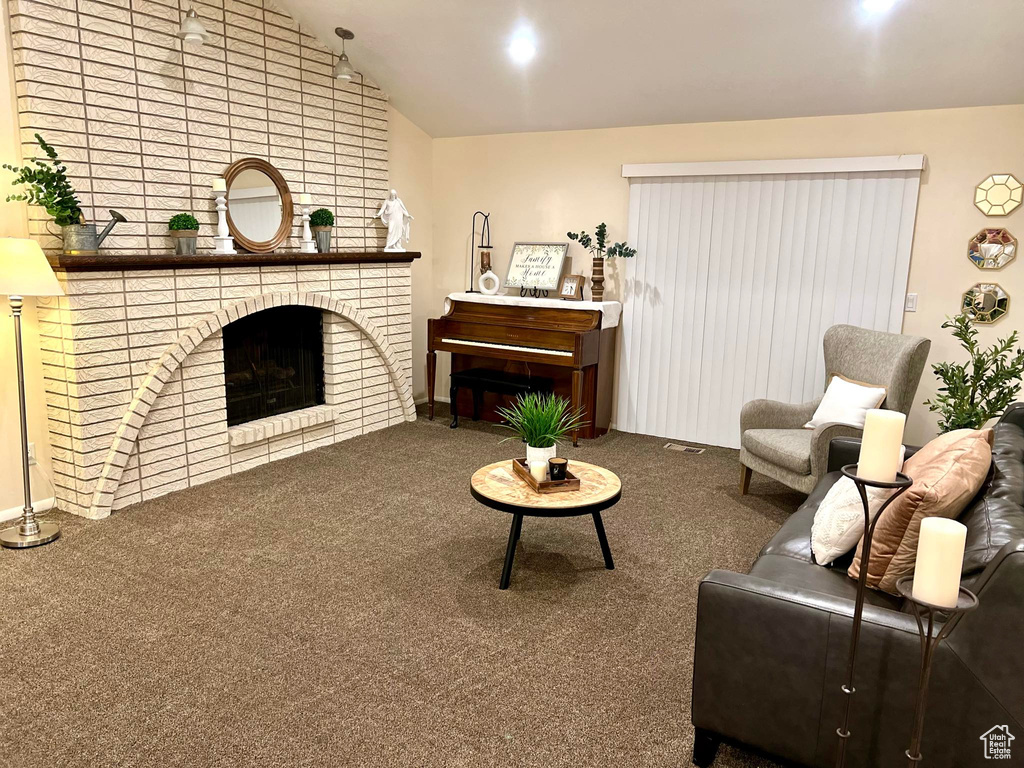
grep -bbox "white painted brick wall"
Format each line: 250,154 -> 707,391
8,0 -> 389,253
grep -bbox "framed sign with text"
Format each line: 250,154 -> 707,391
504,242 -> 568,291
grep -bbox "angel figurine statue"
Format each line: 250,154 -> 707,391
375,189 -> 413,251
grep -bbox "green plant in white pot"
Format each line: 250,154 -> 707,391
496,392 -> 587,466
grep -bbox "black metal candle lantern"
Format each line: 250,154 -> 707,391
467,210 -> 491,292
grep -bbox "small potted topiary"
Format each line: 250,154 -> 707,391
309,208 -> 334,253
169,213 -> 199,255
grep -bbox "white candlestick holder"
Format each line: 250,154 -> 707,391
300,206 -> 316,253
213,193 -> 236,255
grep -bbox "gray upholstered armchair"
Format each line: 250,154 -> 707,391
739,325 -> 930,495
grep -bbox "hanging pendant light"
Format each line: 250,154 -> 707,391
334,27 -> 356,81
178,8 -> 208,44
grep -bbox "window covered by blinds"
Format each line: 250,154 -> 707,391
616,157 -> 923,448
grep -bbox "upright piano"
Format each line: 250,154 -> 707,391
427,296 -> 618,444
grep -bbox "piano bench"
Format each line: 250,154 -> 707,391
449,368 -> 554,429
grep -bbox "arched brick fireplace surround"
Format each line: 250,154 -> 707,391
38,253 -> 418,520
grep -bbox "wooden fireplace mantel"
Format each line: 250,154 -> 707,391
47,250 -> 422,273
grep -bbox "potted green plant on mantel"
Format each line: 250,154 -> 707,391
4,133 -> 126,254
168,213 -> 200,256
924,312 -> 1024,432
310,207 -> 334,253
567,222 -> 636,301
496,392 -> 587,467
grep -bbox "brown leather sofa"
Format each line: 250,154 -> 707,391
692,403 -> 1024,767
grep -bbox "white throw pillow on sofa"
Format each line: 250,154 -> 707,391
810,446 -> 907,566
804,375 -> 887,430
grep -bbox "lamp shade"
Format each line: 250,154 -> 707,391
0,238 -> 64,297
334,53 -> 355,81
178,8 -> 208,43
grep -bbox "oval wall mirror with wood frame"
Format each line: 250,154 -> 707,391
224,158 -> 293,253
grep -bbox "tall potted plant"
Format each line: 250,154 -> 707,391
310,208 -> 334,253
924,313 -> 1024,431
567,222 -> 636,301
496,392 -> 587,466
168,213 -> 199,256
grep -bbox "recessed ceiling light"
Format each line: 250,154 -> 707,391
508,33 -> 536,65
862,0 -> 897,13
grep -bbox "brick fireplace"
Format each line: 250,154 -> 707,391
38,251 -> 418,520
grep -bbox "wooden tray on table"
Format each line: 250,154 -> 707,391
511,458 -> 581,494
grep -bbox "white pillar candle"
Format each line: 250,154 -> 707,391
857,409 -> 906,483
212,178 -> 227,193
298,192 -> 312,205
913,518 -> 967,608
529,460 -> 547,483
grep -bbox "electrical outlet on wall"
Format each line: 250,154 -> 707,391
905,293 -> 918,312
27,442 -> 36,465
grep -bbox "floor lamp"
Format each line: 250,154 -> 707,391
0,238 -> 64,549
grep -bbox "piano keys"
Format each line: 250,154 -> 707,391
427,295 -> 619,443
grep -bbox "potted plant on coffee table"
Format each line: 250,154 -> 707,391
566,222 -> 636,301
168,213 -> 200,255
310,208 -> 334,253
496,392 -> 587,466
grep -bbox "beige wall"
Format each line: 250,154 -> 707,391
1,1 -> 54,516
428,105 -> 1024,445
387,105 -> 434,399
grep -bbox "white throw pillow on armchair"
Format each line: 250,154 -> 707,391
810,446 -> 907,566
804,375 -> 887,430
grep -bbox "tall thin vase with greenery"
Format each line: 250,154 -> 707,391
924,313 -> 1024,432
567,222 -> 636,302
496,392 -> 587,465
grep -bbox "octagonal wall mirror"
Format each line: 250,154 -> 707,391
974,173 -> 1022,217
968,228 -> 1017,270
224,158 -> 293,253
961,283 -> 1010,324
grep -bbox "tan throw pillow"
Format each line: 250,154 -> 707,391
848,427 -> 993,593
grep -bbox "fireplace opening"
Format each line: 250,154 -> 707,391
223,306 -> 325,427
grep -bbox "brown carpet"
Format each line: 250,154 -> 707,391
0,409 -> 803,767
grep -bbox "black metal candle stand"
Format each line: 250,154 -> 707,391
467,211 -> 491,292
895,576 -> 978,766
834,464 -> 914,768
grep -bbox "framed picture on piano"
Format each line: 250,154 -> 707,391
504,242 -> 568,297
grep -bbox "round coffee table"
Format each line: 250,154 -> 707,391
470,459 -> 622,589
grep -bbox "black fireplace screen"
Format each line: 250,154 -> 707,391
223,306 -> 325,427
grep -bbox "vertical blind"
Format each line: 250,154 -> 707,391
616,158 -> 923,449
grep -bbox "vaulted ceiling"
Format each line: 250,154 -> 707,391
279,0 -> 1024,137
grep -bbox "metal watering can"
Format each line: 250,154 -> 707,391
61,209 -> 127,255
